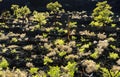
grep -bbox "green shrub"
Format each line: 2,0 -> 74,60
0,57 -> 9,69
109,52 -> 119,59
110,45 -> 117,50
2,48 -> 8,53
10,37 -> 18,43
29,67 -> 39,74
100,67 -> 120,77
90,1 -> 113,27
79,42 -> 91,53
33,11 -> 47,29
42,33 -> 48,38
63,61 -> 78,77
90,51 -> 99,59
59,51 -> 67,57
67,21 -> 77,40
46,1 -> 62,14
54,39 -> 65,45
11,5 -> 31,18
69,22 -> 77,28
11,49 -> 16,53
48,66 -> 60,77
44,56 -> 53,65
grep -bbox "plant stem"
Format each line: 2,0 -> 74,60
67,15 -> 71,41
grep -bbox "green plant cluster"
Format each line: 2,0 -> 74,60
100,67 -> 120,77
90,1 -> 113,27
47,61 -> 77,77
33,11 -> 47,29
11,5 -> 31,18
0,57 -> 9,69
47,1 -> 62,14
0,1 -> 119,77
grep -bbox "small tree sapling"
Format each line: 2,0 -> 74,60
90,1 -> 113,29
